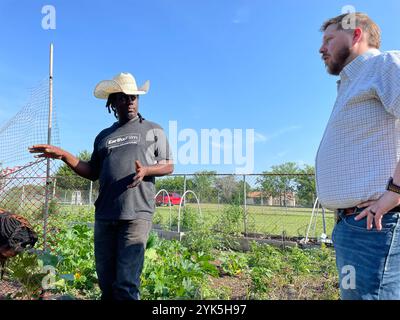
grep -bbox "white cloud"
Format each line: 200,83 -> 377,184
264,125 -> 302,142
254,126 -> 303,161
276,150 -> 289,157
254,132 -> 267,143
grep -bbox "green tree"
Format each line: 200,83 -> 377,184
215,175 -> 239,203
156,176 -> 185,194
257,162 -> 300,206
214,176 -> 251,205
54,150 -> 97,190
191,171 -> 217,203
294,164 -> 316,207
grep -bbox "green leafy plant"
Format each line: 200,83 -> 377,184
171,206 -> 201,231
7,251 -> 63,299
152,210 -> 163,226
182,228 -> 218,255
284,247 -> 312,275
146,231 -> 159,250
54,223 -> 97,291
141,238 -> 218,300
216,205 -> 244,236
219,251 -> 248,276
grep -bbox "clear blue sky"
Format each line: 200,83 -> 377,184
1,0 -> 400,173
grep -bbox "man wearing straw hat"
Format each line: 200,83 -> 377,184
29,72 -> 174,300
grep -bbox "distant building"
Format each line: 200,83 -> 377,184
71,190 -> 83,205
247,191 -> 296,207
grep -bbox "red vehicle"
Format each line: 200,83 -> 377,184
155,192 -> 182,206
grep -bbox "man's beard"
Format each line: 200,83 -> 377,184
327,46 -> 351,75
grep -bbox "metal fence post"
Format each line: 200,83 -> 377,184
21,185 -> 25,209
243,174 -> 247,236
52,177 -> 57,198
89,181 -> 93,206
43,43 -> 54,251
183,174 -> 187,206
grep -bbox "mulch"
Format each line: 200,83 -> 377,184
0,279 -> 24,300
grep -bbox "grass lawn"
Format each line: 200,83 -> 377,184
154,203 -> 335,239
55,202 -> 334,239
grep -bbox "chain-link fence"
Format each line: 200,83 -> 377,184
0,159 -> 62,252
153,173 -> 333,241
0,168 -> 332,298
0,78 -> 60,168
1,170 -> 332,241
0,159 -> 93,299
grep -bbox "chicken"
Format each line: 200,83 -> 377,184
0,208 -> 38,279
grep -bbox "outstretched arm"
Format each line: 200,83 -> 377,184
28,144 -> 96,181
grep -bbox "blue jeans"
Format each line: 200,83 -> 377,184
332,209 -> 400,300
94,219 -> 152,300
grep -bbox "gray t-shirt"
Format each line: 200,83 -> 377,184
88,117 -> 172,220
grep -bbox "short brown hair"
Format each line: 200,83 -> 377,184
320,13 -> 381,49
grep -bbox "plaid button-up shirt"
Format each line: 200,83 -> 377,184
316,49 -> 400,210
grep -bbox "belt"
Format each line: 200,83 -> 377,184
339,205 -> 400,216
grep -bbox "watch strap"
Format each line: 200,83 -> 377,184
387,177 -> 400,194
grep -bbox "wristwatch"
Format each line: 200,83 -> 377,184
386,177 -> 400,194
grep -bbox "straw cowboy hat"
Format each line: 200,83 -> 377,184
94,72 -> 150,99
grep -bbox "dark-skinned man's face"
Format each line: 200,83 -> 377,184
113,92 -> 139,123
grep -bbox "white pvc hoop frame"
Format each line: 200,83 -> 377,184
305,197 -> 327,243
177,190 -> 203,240
154,189 -> 172,230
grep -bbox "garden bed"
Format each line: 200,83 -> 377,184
151,225 -> 330,251
1,221 -> 338,300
